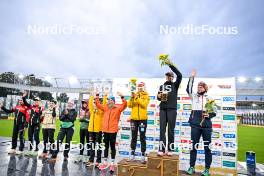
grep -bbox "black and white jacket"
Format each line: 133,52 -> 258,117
186,76 -> 217,128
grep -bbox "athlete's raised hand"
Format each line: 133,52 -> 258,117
191,69 -> 197,77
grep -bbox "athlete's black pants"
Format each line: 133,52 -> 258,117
80,128 -> 90,155
89,132 -> 102,163
103,132 -> 117,160
190,126 -> 212,169
130,120 -> 147,155
12,122 -> 25,151
52,127 -> 74,158
28,124 -> 40,151
42,128 -> 55,153
159,109 -> 177,152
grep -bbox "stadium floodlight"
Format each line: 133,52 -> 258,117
18,74 -> 24,79
252,103 -> 257,107
238,76 -> 247,83
255,77 -> 262,82
69,76 -> 78,84
44,76 -> 52,82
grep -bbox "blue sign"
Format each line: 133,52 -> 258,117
223,97 -> 235,102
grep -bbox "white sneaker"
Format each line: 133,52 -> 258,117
167,152 -> 173,156
31,151 -> 38,156
127,155 -> 135,162
157,151 -> 164,156
23,150 -> 32,156
83,156 -> 89,163
140,156 -> 146,164
77,155 -> 83,162
8,149 -> 16,154
16,150 -> 23,155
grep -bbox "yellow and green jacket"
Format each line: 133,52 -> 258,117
128,91 -> 150,120
88,95 -> 107,132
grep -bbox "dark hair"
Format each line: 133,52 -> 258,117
198,81 -> 208,92
51,100 -> 57,105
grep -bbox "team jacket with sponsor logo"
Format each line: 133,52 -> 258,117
128,91 -> 150,120
60,109 -> 77,128
95,95 -> 127,133
1,105 -> 29,125
157,65 -> 182,110
88,95 -> 107,132
186,76 -> 216,128
23,97 -> 43,126
42,108 -> 57,129
79,108 -> 90,130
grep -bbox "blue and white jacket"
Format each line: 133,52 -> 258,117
186,77 -> 217,128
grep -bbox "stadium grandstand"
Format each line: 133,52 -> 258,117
236,77 -> 264,126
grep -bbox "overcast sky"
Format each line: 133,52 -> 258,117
0,0 -> 263,79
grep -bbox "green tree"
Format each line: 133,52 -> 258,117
0,72 -> 53,100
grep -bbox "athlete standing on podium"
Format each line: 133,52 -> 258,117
186,69 -> 217,176
157,56 -> 182,156
127,81 -> 150,163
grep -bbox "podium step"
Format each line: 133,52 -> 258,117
118,159 -> 147,167
117,152 -> 180,176
148,152 -> 179,161
148,152 -> 179,176
117,159 -> 147,176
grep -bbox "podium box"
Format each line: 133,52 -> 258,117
117,159 -> 147,176
117,152 -> 179,176
148,152 -> 179,176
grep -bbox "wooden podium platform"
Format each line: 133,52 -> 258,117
117,152 -> 179,176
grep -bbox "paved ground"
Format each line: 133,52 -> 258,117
0,137 -> 263,176
0,137 -> 116,176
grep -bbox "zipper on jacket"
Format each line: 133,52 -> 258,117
31,109 -> 33,125
138,104 -> 140,120
52,110 -> 54,125
21,111 -> 25,124
108,109 -> 112,131
201,95 -> 204,127
93,111 -> 95,131
15,110 -> 18,124
138,94 -> 141,120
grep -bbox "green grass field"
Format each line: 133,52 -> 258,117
0,119 -> 81,144
238,125 -> 264,164
0,119 -> 263,163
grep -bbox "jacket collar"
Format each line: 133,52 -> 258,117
197,92 -> 207,97
164,80 -> 173,84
